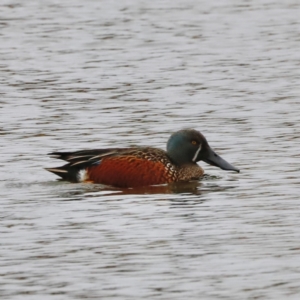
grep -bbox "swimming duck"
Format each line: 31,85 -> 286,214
46,129 -> 239,188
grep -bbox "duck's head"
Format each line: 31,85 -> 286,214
166,129 -> 240,172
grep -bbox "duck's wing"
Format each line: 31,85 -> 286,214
48,148 -> 131,166
46,148 -> 133,182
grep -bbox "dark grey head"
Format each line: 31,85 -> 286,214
166,129 -> 240,172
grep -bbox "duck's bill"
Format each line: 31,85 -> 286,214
202,147 -> 240,173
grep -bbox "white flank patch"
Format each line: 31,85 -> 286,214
192,145 -> 202,162
78,169 -> 88,182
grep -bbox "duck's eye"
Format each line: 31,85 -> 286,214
191,140 -> 197,145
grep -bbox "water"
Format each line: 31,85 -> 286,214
1,0 -> 300,299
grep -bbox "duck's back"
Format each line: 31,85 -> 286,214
47,147 -> 181,188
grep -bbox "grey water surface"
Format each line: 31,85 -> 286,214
1,0 -> 300,299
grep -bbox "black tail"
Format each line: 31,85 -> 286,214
46,148 -> 125,182
45,164 -> 82,182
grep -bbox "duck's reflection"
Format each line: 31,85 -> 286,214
49,176 -> 236,200
117,180 -> 204,195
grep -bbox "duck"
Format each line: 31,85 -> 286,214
46,129 -> 239,188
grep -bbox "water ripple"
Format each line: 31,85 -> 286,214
1,0 -> 300,299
